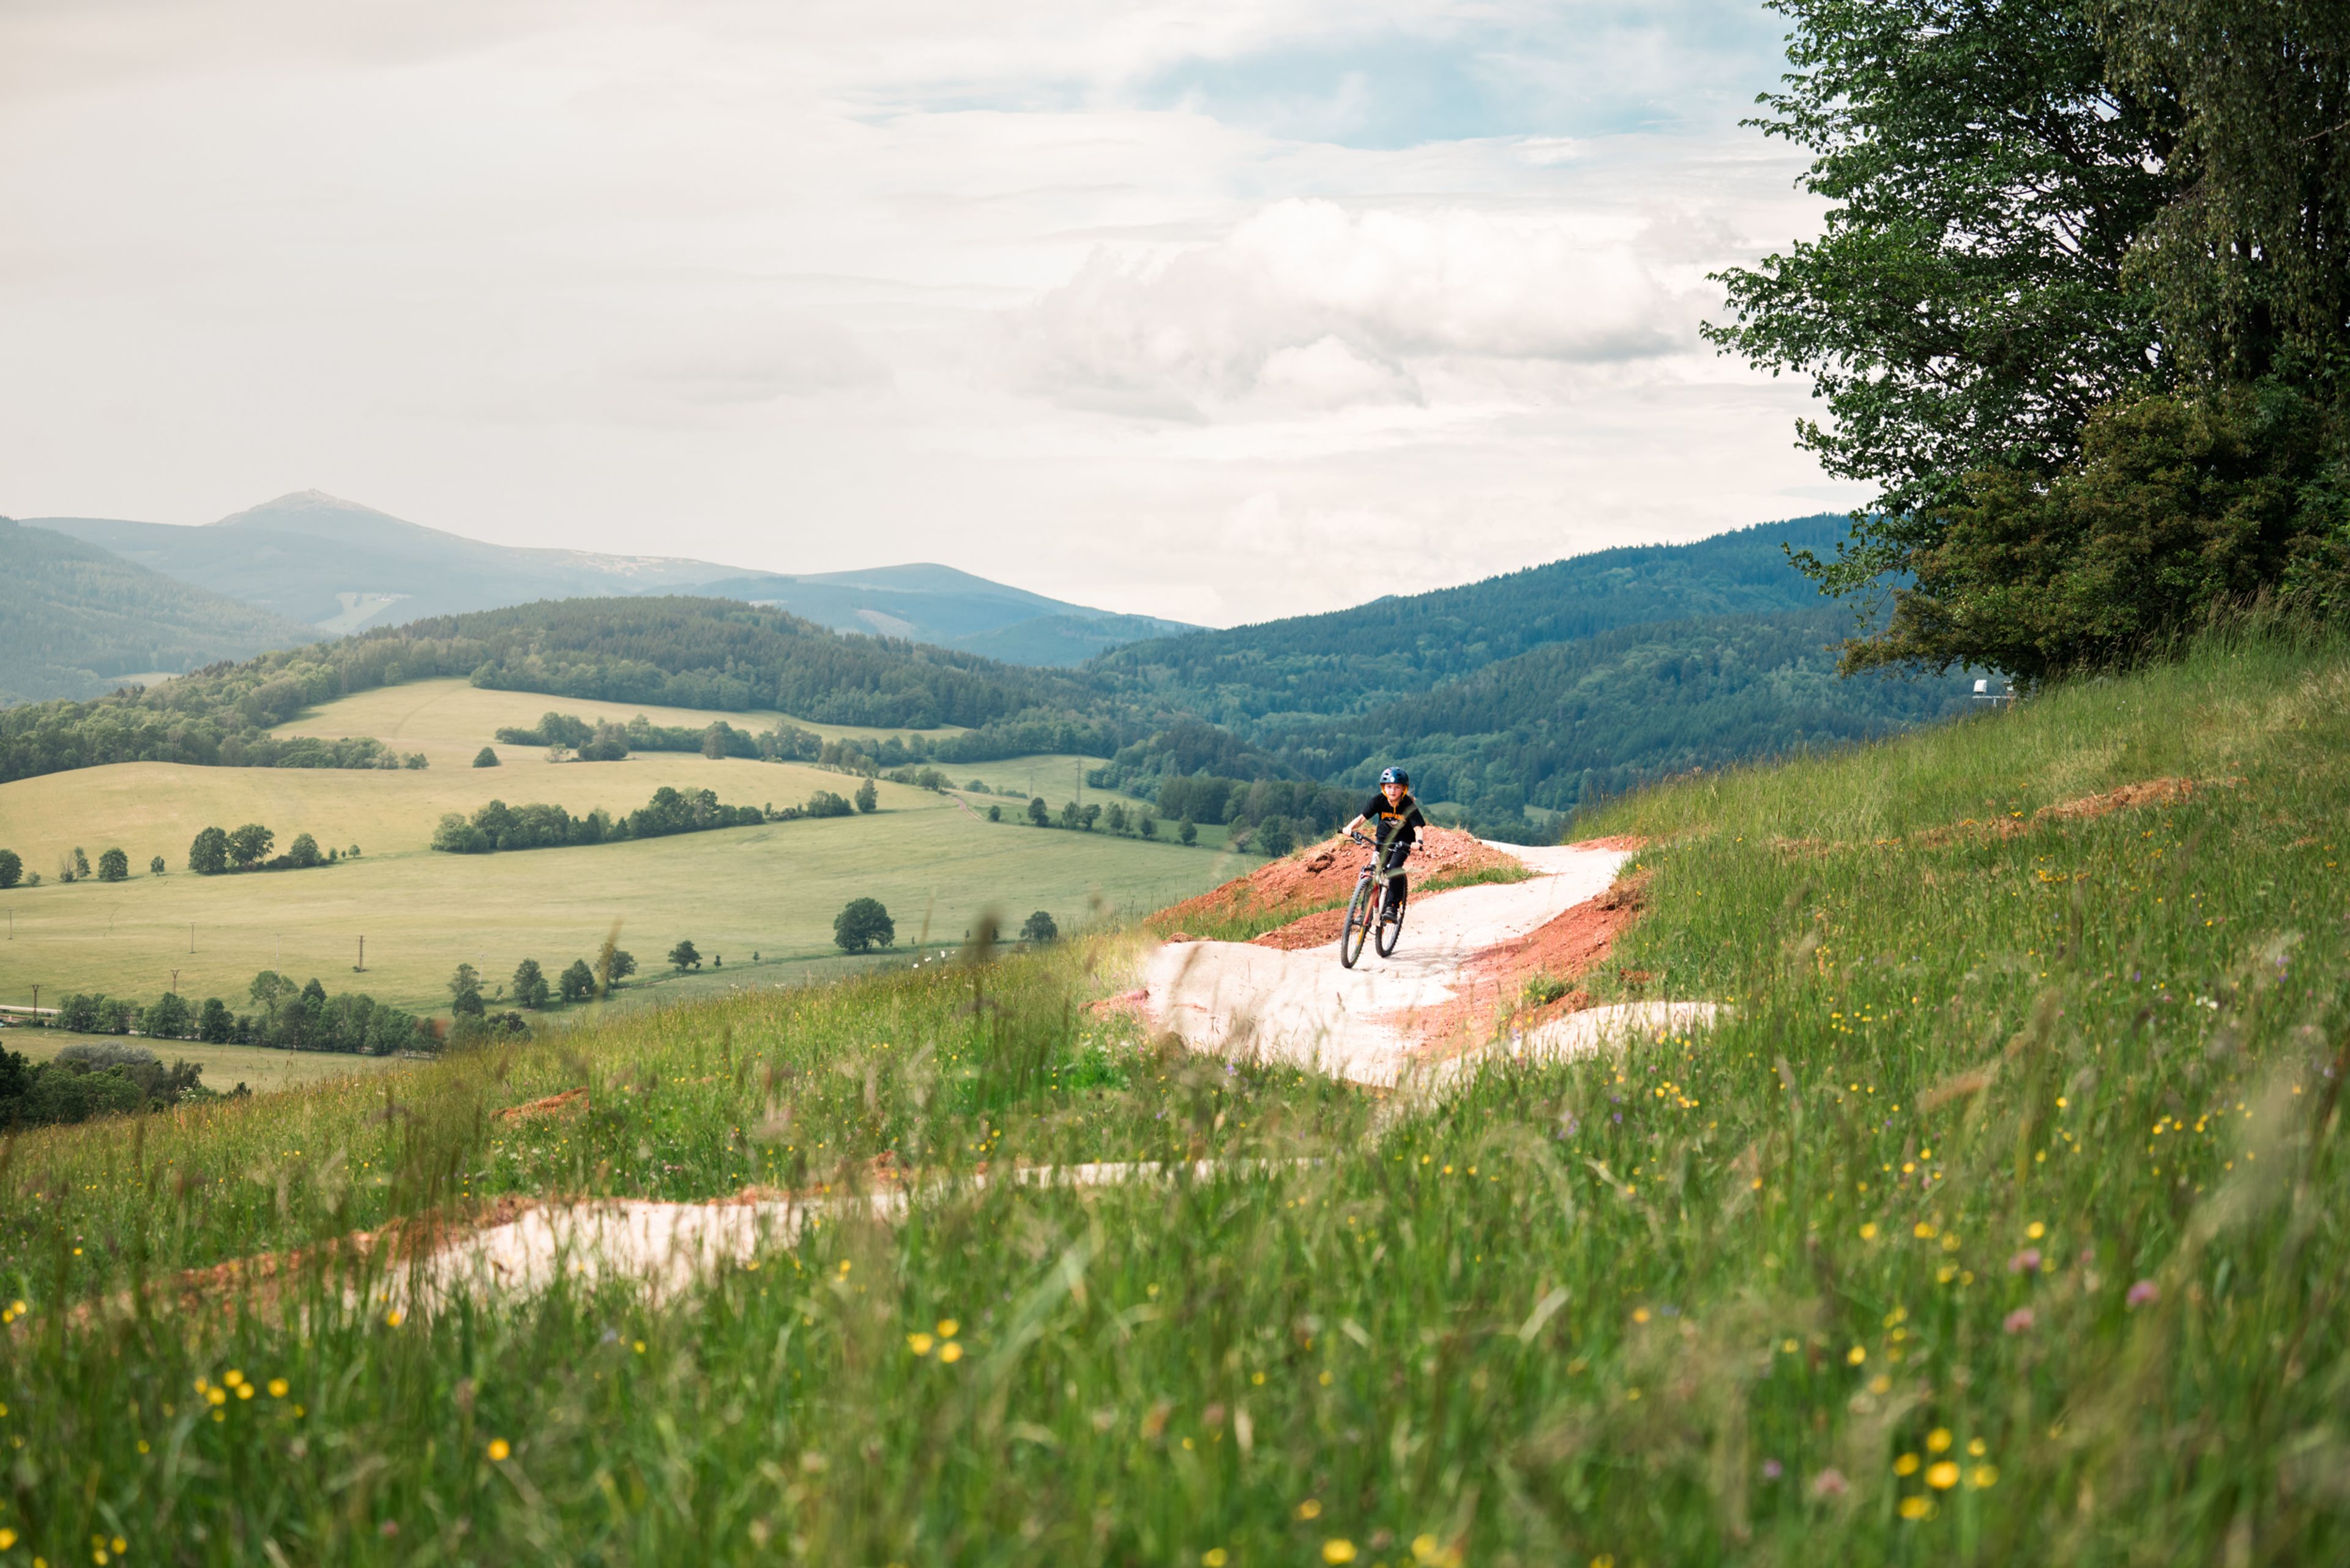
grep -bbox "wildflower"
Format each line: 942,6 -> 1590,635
937,1318 -> 960,1338
2026,1221 -> 2046,1239
0,1530 -> 13,1550
1968,1438 -> 1987,1457
1859,1223 -> 1878,1240
2127,1280 -> 2159,1308
384,1310 -> 404,1328
1894,1454 -> 1920,1476
1297,1500 -> 1322,1521
1927,1461 -> 1960,1490
908,1334 -> 935,1356
1762,1458 -> 1783,1479
487,1439 -> 511,1461
1971,1465 -> 1999,1488
938,1343 -> 963,1364
1913,1221 -> 1936,1240
1632,1307 -> 1651,1324
2007,1249 -> 2042,1274
1811,1468 -> 1848,1499
1846,1345 -> 1867,1365
267,1379 -> 289,1398
1926,1428 -> 1952,1453
2004,1308 -> 2035,1334
1324,1542 -> 1358,1564
1203,1552 -> 1229,1567
1898,1496 -> 1933,1520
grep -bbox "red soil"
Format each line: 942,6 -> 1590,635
496,1087 -> 590,1123
1153,827 -> 1516,938
1411,872 -> 1649,1051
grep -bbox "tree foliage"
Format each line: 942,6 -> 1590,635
832,898 -> 895,954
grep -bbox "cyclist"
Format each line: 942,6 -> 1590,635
1339,767 -> 1427,919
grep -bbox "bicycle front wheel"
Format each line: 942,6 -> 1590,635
1375,884 -> 1404,957
1338,878 -> 1373,968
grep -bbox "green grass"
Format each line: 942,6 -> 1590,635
2,630 -> 2347,1563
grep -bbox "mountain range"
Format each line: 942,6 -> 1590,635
20,491 -> 1193,673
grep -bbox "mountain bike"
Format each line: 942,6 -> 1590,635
1337,830 -> 1408,969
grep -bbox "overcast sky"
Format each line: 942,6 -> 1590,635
0,0 -> 1851,626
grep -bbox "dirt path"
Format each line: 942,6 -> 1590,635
1140,841 -> 1717,1087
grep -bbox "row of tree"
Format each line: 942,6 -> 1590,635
429,782 -> 873,855
51,971 -> 428,1055
450,948 -> 637,1016
1,846 -> 159,887
1007,794 -> 1203,846
188,824 -> 352,875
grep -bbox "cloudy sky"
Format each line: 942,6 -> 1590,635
0,0 -> 1850,626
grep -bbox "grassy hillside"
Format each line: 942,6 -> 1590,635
0,519 -> 313,703
0,631 -> 2340,1562
0,684 -> 1223,1014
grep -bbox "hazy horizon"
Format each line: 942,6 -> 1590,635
0,0 -> 1854,630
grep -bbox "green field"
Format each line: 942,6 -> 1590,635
6,633 -> 2344,1563
1,1026 -> 409,1094
0,681 -> 1242,1015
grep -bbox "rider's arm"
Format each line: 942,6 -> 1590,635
1340,815 -> 1366,837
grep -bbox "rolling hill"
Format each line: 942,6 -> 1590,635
27,493 -> 1193,663
0,518 -> 316,703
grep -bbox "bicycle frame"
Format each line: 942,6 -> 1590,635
1337,831 -> 1408,968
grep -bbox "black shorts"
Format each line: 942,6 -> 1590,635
1376,838 -> 1412,879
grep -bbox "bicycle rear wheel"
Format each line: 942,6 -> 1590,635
1374,883 -> 1404,957
1338,878 -> 1373,968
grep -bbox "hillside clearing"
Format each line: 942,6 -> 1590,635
2,632 -> 2346,1564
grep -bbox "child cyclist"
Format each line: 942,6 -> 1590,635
1338,767 -> 1427,920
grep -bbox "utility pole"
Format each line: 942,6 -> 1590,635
356,935 -> 365,973
188,922 -> 195,954
172,969 -> 179,995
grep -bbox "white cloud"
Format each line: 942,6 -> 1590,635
0,1 -> 1858,626
1010,198 -> 1690,413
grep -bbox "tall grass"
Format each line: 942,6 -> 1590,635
2,631 -> 2346,1563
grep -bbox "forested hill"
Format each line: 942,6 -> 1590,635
1083,515 -> 1850,726
0,519 -> 316,704
0,597 -> 1133,786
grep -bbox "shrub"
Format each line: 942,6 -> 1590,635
558,959 -> 596,1004
473,746 -> 501,767
668,940 -> 703,973
148,855 -> 165,876
286,833 -> 322,869
833,898 -> 895,954
805,790 -> 855,819
96,847 -> 129,882
854,778 -> 879,813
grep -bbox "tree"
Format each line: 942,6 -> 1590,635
1140,813 -> 1158,840
403,753 -> 428,769
473,746 -> 501,768
987,804 -> 1003,823
833,897 -> 895,953
449,963 -> 486,1018
140,993 -> 192,1040
148,855 -> 166,875
287,833 -> 322,869
249,970 -> 296,1018
607,948 -> 638,985
95,848 -> 128,883
72,847 -> 90,878
0,848 -> 18,889
1179,817 -> 1198,846
226,823 -> 274,869
1255,815 -> 1296,857
854,777 -> 879,813
197,998 -> 234,1043
1058,801 -> 1081,829
1020,909 -> 1058,943
1028,796 -> 1050,826
668,939 -> 703,973
1105,803 -> 1128,834
805,790 -> 854,818
701,724 -> 730,760
558,958 -> 596,1004
1708,0 -> 2180,565
188,826 -> 229,875
512,958 -> 551,1009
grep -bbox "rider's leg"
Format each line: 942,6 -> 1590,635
1382,842 -> 1411,917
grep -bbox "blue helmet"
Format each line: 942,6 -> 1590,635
1378,767 -> 1409,786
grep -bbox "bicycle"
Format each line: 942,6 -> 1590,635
1337,829 -> 1409,969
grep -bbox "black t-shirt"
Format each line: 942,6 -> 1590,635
1360,792 -> 1426,848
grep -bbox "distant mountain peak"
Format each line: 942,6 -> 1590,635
207,490 -> 396,528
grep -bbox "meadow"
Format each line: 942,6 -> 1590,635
0,680 -> 1233,1015
0,630 -> 2344,1564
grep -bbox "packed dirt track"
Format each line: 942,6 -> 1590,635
1140,838 -> 1720,1088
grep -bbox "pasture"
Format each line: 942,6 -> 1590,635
0,681 -> 1239,1015
1,1026 -> 408,1094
